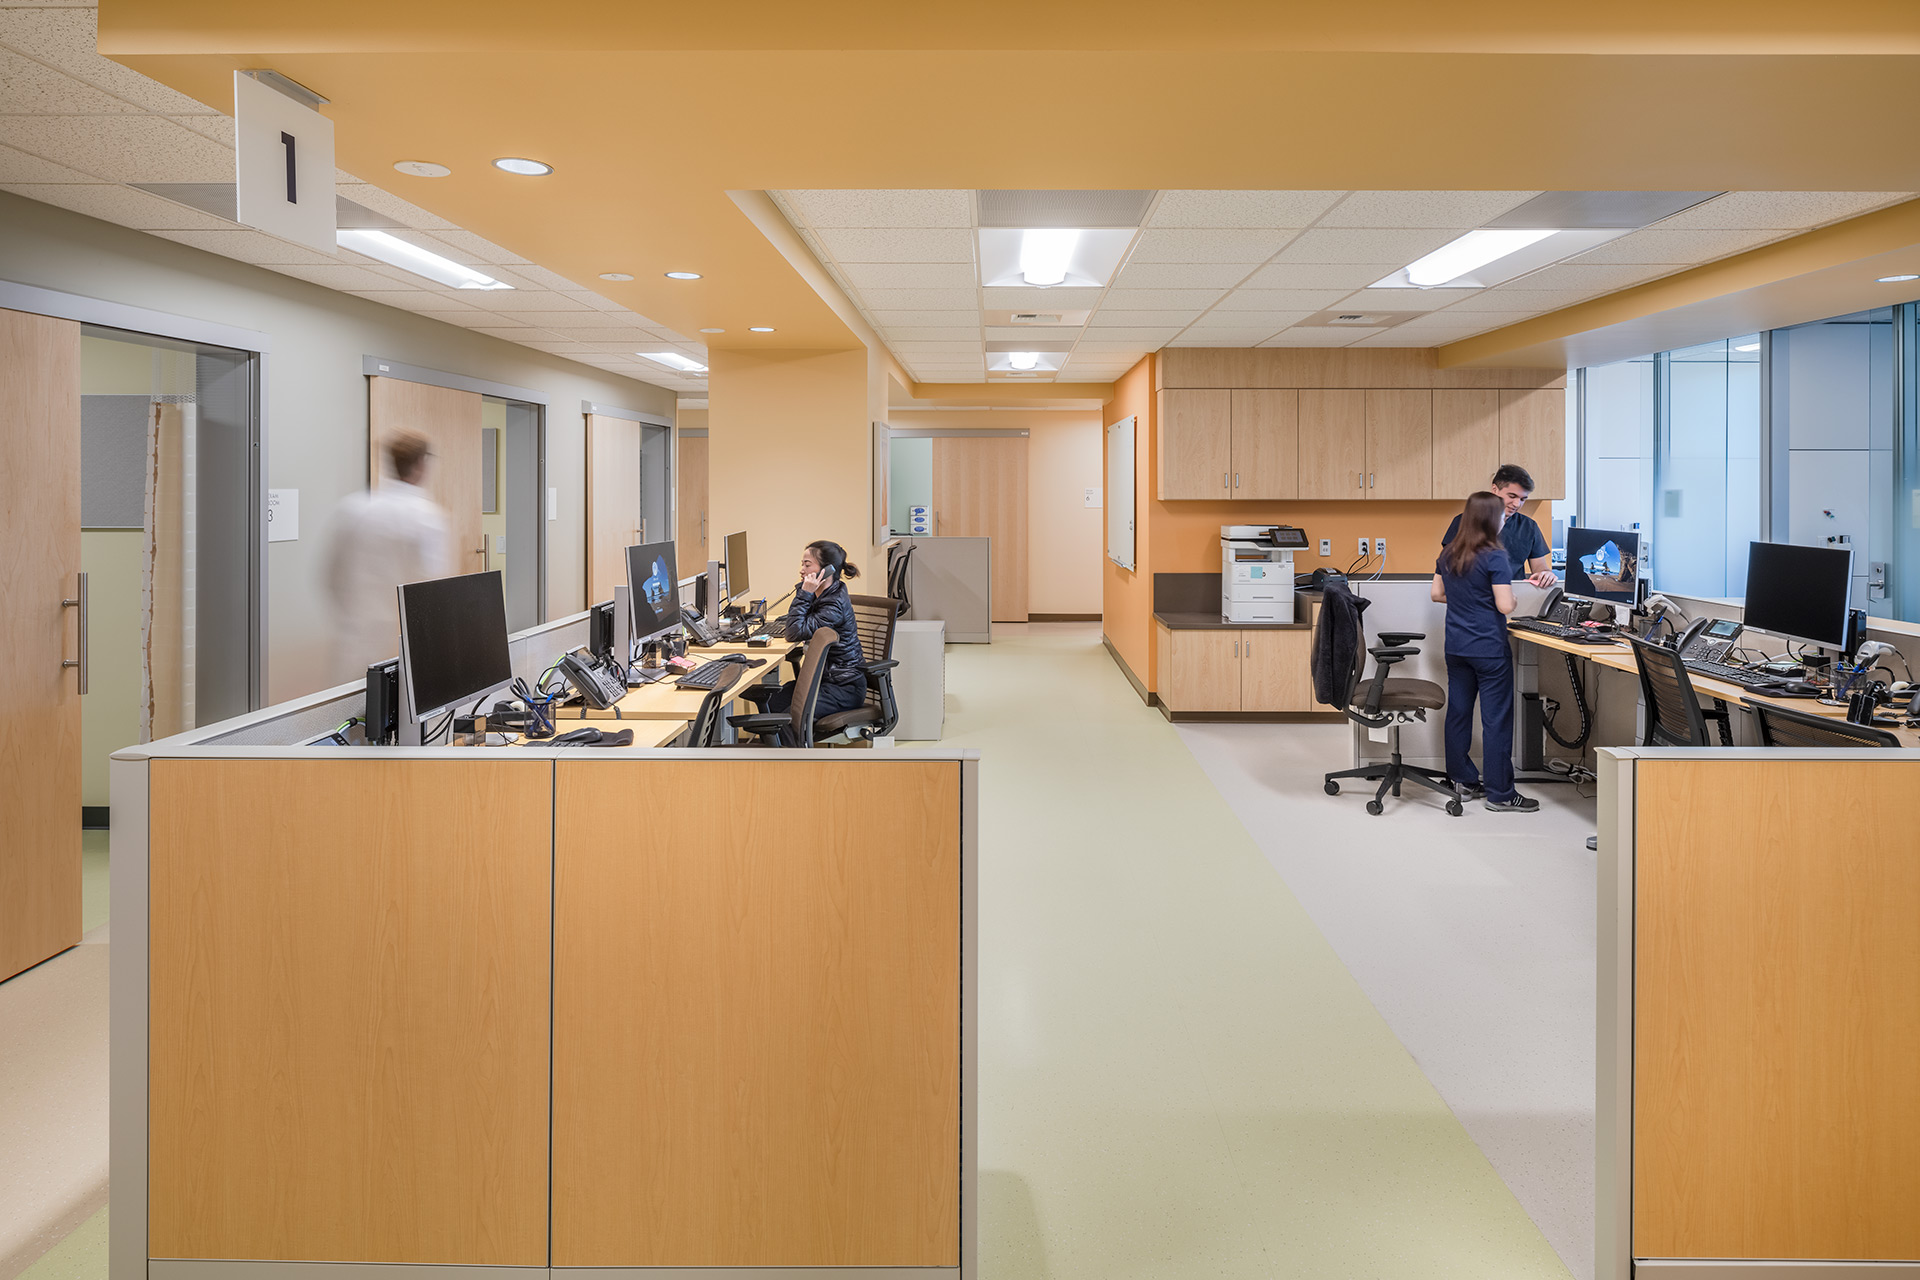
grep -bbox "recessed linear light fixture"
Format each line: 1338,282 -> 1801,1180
1403,229 -> 1557,288
698,327 -> 726,334
638,351 -> 708,373
1018,230 -> 1078,286
749,326 -> 775,333
492,157 -> 552,176
1008,351 -> 1040,370
979,227 -> 1133,290
665,271 -> 702,280
598,272 -> 634,282
337,229 -> 512,290
1879,273 -> 1920,283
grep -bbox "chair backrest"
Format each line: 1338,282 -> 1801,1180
847,593 -> 900,734
1749,698 -> 1901,748
1628,636 -> 1711,746
784,626 -> 838,748
888,543 -> 914,616
686,687 -> 726,748
1309,580 -> 1370,714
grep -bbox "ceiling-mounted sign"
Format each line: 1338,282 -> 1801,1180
234,70 -> 337,254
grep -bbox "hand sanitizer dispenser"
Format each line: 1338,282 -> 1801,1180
1221,525 -> 1307,623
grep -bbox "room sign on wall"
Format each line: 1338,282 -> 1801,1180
234,70 -> 337,254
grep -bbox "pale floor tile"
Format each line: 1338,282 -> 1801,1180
13,1209 -> 104,1280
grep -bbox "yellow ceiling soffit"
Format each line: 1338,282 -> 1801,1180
727,190 -> 892,367
1441,199 -> 1920,369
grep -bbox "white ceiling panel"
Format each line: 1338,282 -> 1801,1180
1387,311 -> 1536,334
1507,262 -> 1674,292
0,7 -> 221,116
1654,191 -> 1913,231
168,112 -> 231,146
888,341 -> 984,353
1335,287 -> 1479,312
1240,261 -> 1406,290
1566,226 -> 1782,266
344,290 -> 487,313
855,287 -> 981,310
1076,326 -> 1185,342
1182,311 -> 1312,330
1087,309 -> 1206,327
0,113 -> 234,182
1099,288 -> 1229,310
815,226 -> 974,263
1209,288 -> 1348,311
491,264 -> 589,294
1319,190 -> 1539,229
782,189 -> 972,228
560,290 -> 633,313
0,179 -> 232,229
1127,228 -> 1295,264
0,140 -> 95,182
1071,339 -> 1158,352
337,180 -> 459,230
419,227 -> 533,266
1269,227 -> 1457,265
1148,189 -> 1344,228
1110,262 -> 1253,290
546,325 -> 671,342
982,326 -> 1080,342
149,226 -> 337,264
461,289 -> 595,311
975,285 -> 1106,308
256,262 -> 406,292
1444,288 -> 1603,312
1260,327 -> 1376,346
870,309 -> 982,327
881,326 -> 983,341
842,262 -> 979,291
0,46 -> 139,114
465,325 -> 542,338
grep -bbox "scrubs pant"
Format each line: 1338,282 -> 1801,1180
1444,652 -> 1516,803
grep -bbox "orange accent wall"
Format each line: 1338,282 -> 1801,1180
1100,356 -> 1155,688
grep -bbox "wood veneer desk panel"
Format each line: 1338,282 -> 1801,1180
1631,759 -> 1920,1262
146,758 -> 553,1264
551,758 -> 962,1267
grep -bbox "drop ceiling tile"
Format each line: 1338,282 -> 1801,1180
2,180 -> 234,230
148,226 -> 337,265
1149,190 -> 1345,228
493,263 -> 588,292
1566,226 -> 1783,266
816,226 -> 974,264
1348,330 -> 1462,347
870,309 -> 980,327
781,189 -> 973,229
1088,309 -> 1206,327
1070,340 -> 1156,352
1318,190 -> 1539,229
1111,262 -> 1252,290
1183,311 -> 1312,330
1271,227 -> 1456,265
170,113 -> 232,146
0,8 -> 221,116
888,341 -> 984,353
1099,288 -> 1228,310
0,141 -> 94,182
335,180 -> 458,230
415,227 -> 532,266
559,290 -> 633,313
1212,288 -> 1349,311
984,326 -> 1082,341
1259,327 -> 1377,346
1240,261 -> 1405,290
258,262 -> 406,291
1334,287 -> 1479,313
976,285 -> 1106,308
1508,262 -> 1674,292
345,290 -> 487,314
0,49 -> 142,114
463,289 -> 595,311
1074,327 -> 1183,342
1166,335 -> 1274,347
1389,311 -> 1536,334
1127,228 -> 1295,264
843,262 -> 978,291
855,287 -> 981,310
883,328 -> 982,344
1444,288 -> 1602,312
0,114 -> 233,182
1655,191 -> 1914,231
465,325 -> 541,338
547,325 -> 668,342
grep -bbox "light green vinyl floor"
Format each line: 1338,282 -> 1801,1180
950,626 -> 1569,1279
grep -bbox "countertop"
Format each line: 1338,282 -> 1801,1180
1154,610 -> 1311,631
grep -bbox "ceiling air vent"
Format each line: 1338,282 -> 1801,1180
1011,313 -> 1062,325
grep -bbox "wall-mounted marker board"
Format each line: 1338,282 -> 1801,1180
1107,415 -> 1135,570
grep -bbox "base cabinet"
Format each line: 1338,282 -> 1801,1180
1157,624 -> 1317,713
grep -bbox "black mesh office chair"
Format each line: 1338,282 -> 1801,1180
1748,698 -> 1901,748
1628,636 -> 1733,746
727,627 -> 836,748
1317,603 -> 1462,817
683,686 -> 729,748
887,542 -> 914,617
814,593 -> 901,743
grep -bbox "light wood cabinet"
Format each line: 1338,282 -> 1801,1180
1165,628 -> 1242,711
1499,387 -> 1566,500
1298,389 -> 1367,498
1431,389 -> 1500,499
1158,389 -> 1233,499
1229,389 -> 1298,499
1364,390 -> 1432,500
1158,624 -> 1318,713
1239,630 -> 1315,711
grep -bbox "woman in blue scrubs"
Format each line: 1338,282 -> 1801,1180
1431,491 -> 1538,814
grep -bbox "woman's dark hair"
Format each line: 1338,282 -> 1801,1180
1445,491 -> 1505,577
806,540 -> 861,581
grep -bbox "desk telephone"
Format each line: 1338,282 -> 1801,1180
681,609 -> 720,647
1536,587 -> 1585,627
559,646 -> 626,710
1675,617 -> 1742,662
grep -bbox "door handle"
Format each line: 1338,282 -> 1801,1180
1223,471 -> 1229,489
1369,473 -> 1375,488
1356,472 -> 1363,489
62,572 -> 88,695
1233,639 -> 1239,658
1234,472 -> 1240,489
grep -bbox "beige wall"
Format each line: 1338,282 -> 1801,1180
708,348 -> 872,600
887,409 -> 1103,617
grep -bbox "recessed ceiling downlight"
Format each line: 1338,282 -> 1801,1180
393,160 -> 450,178
597,272 -> 634,282
698,327 -> 726,334
492,157 -> 552,176
1878,273 -> 1920,283
749,326 -> 775,333
665,271 -> 702,280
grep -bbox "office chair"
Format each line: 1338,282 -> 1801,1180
684,686 -> 728,748
1318,609 -> 1462,817
1747,698 -> 1901,748
1628,636 -> 1733,746
887,542 -> 914,617
814,593 -> 901,744
727,627 -> 836,748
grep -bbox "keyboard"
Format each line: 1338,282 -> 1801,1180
1508,618 -> 1618,645
674,659 -> 745,693
1683,656 -> 1765,684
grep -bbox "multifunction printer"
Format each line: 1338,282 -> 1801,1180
1221,525 -> 1308,623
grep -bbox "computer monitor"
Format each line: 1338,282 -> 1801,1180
723,530 -> 749,602
1563,527 -> 1641,605
624,540 -> 682,642
397,570 -> 514,723
692,571 -> 710,617
1743,541 -> 1854,650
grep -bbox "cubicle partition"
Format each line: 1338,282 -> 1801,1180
1596,747 -> 1920,1279
110,617 -> 979,1280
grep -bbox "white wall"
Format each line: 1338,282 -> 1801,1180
0,190 -> 677,701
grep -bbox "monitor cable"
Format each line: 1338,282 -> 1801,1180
1541,653 -> 1593,752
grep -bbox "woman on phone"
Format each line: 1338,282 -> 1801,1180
1431,492 -> 1537,813
750,540 -> 869,720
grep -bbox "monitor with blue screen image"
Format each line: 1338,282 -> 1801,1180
624,540 -> 681,642
1564,527 -> 1640,605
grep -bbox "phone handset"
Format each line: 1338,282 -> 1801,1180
1535,585 -> 1565,620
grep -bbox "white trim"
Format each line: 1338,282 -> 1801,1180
362,356 -> 551,406
0,278 -> 271,352
580,400 -> 672,427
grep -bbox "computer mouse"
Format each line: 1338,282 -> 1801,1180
1779,681 -> 1822,696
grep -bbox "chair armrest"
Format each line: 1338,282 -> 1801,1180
1377,631 -> 1425,646
1359,664 -> 1395,714
1367,645 -> 1418,661
726,712 -> 790,736
864,659 -> 899,675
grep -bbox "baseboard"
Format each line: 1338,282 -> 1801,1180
1102,636 -> 1155,706
1029,612 -> 1101,623
81,806 -> 109,830
1160,711 -> 1346,724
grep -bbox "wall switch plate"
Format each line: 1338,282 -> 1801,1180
1357,537 -> 1369,557
1319,538 -> 1331,557
1374,537 -> 1387,556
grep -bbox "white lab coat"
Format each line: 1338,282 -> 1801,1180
321,479 -> 452,683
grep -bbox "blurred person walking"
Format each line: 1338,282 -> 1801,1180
321,432 -> 451,683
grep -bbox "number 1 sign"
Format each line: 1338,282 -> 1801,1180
234,70 -> 337,254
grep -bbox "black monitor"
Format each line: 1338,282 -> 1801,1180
692,571 -> 710,617
625,540 -> 681,642
363,658 -> 399,745
397,570 -> 514,723
723,530 -> 749,602
1564,527 -> 1641,605
1743,541 -> 1854,650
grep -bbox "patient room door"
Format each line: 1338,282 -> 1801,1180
368,375 -> 485,573
0,308 -> 83,982
932,432 -> 1028,621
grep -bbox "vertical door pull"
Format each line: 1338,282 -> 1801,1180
1368,473 -> 1375,488
1223,471 -> 1229,489
1234,472 -> 1240,489
61,572 -> 88,695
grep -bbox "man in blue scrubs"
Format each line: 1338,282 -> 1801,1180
1440,464 -> 1557,588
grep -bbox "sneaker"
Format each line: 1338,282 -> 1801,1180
1484,793 -> 1540,813
1453,782 -> 1485,800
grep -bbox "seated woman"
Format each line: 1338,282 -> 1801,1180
744,539 -> 869,721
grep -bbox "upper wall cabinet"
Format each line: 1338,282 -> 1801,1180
1158,389 -> 1233,499
1230,389 -> 1299,500
1297,390 -> 1366,498
1363,390 -> 1431,500
1432,389 -> 1501,499
1498,388 -> 1566,500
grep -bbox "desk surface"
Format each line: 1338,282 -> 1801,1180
554,643 -> 792,722
1512,629 -> 1920,748
515,719 -> 689,749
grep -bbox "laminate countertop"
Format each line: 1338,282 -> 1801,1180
1154,611 -> 1312,632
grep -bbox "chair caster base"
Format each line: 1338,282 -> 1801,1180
1365,799 -> 1384,815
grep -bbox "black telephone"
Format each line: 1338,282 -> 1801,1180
681,609 -> 720,647
1536,586 -> 1584,627
1675,617 -> 1742,662
559,646 -> 626,709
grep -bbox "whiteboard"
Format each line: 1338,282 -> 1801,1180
1106,415 -> 1135,570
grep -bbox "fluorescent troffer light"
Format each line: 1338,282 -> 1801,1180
1019,228 -> 1079,286
639,351 -> 708,372
336,229 -> 513,290
1403,228 -> 1557,288
1008,351 -> 1040,370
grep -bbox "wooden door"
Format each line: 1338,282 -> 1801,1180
676,431 -> 708,571
1499,388 -> 1567,500
368,376 -> 484,572
0,308 -> 82,983
1431,389 -> 1500,500
932,433 -> 1028,621
586,413 -> 643,605
1168,630 -> 1241,712
1158,388 -> 1232,499
1365,389 -> 1432,500
1297,390 -> 1367,498
1231,389 -> 1298,500
1240,629 -> 1314,711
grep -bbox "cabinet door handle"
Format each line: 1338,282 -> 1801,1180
1368,472 -> 1375,488
1223,471 -> 1229,489
1234,472 -> 1240,488
1233,639 -> 1239,657
1356,471 -> 1363,489
61,572 -> 88,695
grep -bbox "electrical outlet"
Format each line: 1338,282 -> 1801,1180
1357,536 -> 1369,558
1373,537 -> 1387,557
1318,538 -> 1331,557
